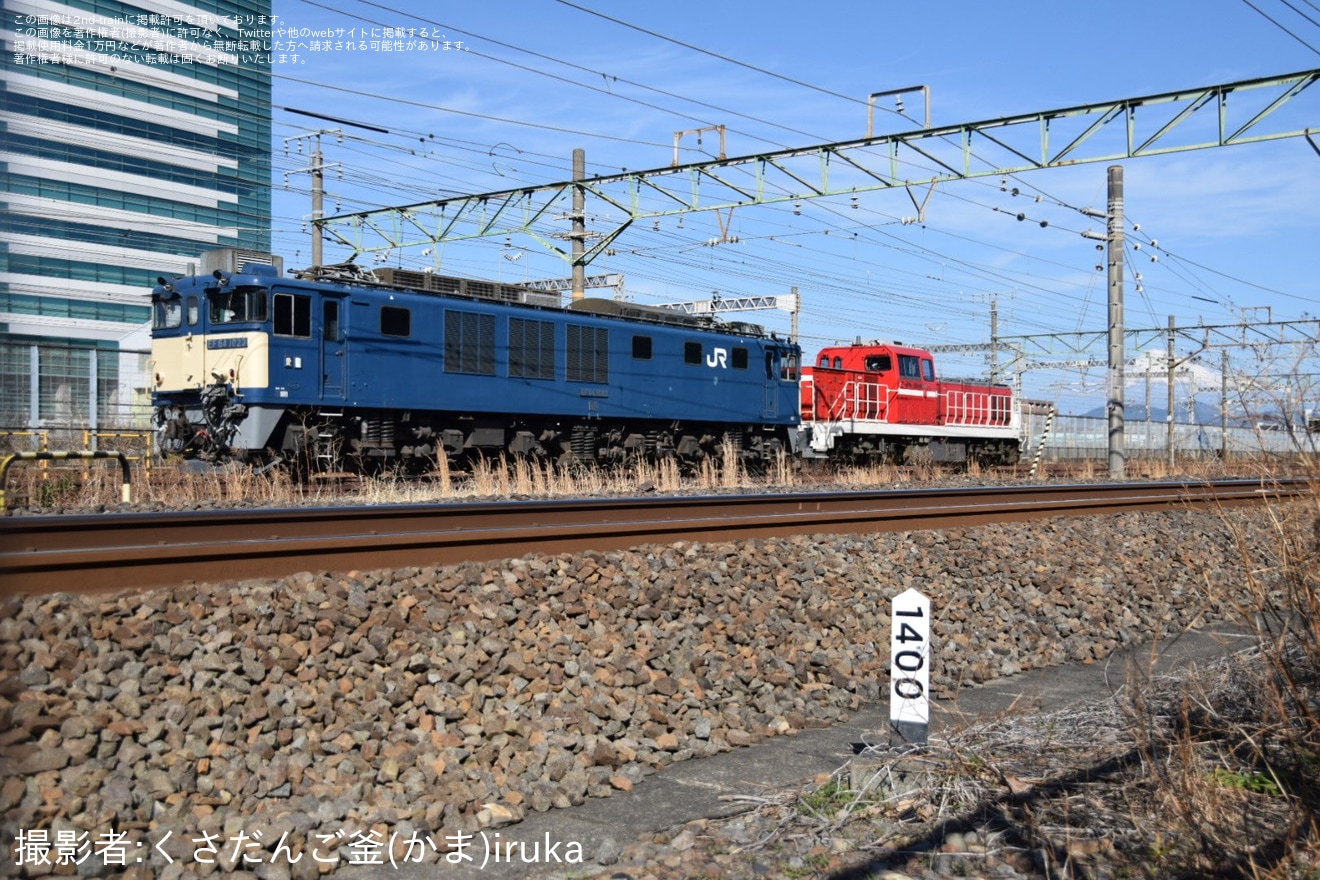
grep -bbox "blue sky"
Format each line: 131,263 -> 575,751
267,0 -> 1320,414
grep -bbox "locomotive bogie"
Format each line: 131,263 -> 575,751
253,407 -> 793,474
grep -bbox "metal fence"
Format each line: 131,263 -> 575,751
0,340 -> 154,433
1021,411 -> 1314,461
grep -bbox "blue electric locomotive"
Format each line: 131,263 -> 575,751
150,249 -> 802,472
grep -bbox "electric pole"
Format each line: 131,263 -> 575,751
284,129 -> 337,268
311,133 -> 324,267
572,148 -> 586,300
1106,166 -> 1125,480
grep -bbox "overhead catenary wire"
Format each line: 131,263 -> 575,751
1239,0 -> 1320,53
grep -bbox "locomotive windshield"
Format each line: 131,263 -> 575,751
152,298 -> 182,330
208,286 -> 269,324
865,355 -> 892,372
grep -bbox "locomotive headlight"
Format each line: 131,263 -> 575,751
154,373 -> 162,387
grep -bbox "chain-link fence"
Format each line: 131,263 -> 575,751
1021,410 -> 1314,461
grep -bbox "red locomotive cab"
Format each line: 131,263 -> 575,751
803,342 -> 940,423
893,350 -> 938,425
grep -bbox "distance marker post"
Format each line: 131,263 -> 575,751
890,588 -> 930,747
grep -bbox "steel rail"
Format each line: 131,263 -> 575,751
0,479 -> 1304,597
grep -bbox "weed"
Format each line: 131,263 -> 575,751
1208,766 -> 1284,797
36,472 -> 80,507
797,779 -> 852,819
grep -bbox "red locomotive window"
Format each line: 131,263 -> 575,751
922,359 -> 935,381
865,355 -> 891,372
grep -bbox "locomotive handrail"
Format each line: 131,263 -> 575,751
0,451 -> 132,511
832,379 -> 891,422
945,389 -> 993,426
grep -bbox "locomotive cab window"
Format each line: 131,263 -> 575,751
865,355 -> 891,372
632,335 -> 652,360
153,298 -> 182,329
818,354 -> 829,367
781,352 -> 800,381
381,305 -> 411,337
209,286 -> 267,324
274,293 -> 312,338
732,347 -> 748,369
684,342 -> 702,365
186,296 -> 199,326
899,354 -> 922,379
922,359 -> 935,381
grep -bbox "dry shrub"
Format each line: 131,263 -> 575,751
771,449 -> 797,487
1120,467 -> 1320,877
138,460 -> 300,507
720,435 -> 744,489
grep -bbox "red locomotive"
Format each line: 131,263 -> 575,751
799,340 -> 1020,464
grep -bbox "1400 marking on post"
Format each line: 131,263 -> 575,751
890,588 -> 931,745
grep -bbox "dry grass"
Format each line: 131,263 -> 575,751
712,464 -> 1320,879
4,447 -> 1311,514
678,635 -> 1319,879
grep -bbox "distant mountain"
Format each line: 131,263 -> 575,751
1080,400 -> 1241,425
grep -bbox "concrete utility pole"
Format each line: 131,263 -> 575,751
791,286 -> 800,344
1168,316 -> 1177,469
284,128 -> 338,268
284,107 -> 389,267
311,133 -> 324,268
1106,166 -> 1125,480
572,148 -> 586,301
1221,351 -> 1229,460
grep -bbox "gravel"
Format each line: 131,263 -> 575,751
0,506 -> 1274,878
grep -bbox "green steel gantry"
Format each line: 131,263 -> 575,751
319,69 -> 1320,266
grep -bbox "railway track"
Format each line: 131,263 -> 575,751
0,479 -> 1305,597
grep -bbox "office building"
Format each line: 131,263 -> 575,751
1,0 -> 272,431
